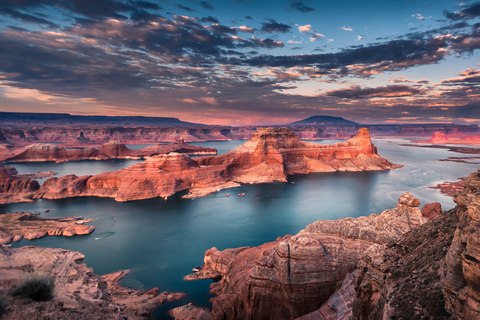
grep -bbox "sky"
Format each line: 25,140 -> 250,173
0,0 -> 480,125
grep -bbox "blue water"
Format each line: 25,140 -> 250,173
1,138 -> 479,319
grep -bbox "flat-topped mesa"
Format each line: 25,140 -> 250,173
97,140 -> 130,157
198,127 -> 399,184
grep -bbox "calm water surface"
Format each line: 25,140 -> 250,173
1,138 -> 479,318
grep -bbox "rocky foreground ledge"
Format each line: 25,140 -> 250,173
177,170 -> 480,320
1,127 -> 401,203
0,245 -> 186,319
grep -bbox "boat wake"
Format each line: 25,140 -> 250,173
94,216 -> 117,240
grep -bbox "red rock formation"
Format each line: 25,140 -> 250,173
415,131 -> 480,145
0,246 -> 186,319
31,128 -> 400,203
0,212 -> 95,244
35,153 -> 229,201
0,165 -> 39,204
0,139 -> 216,163
197,127 -> 401,185
184,193 -> 427,320
421,202 -> 442,220
443,170 -> 480,319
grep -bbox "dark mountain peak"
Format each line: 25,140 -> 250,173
289,115 -> 359,126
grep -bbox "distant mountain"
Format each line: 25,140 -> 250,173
0,112 -> 202,127
289,115 -> 359,126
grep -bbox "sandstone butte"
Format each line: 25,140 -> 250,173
174,169 -> 480,320
0,245 -> 186,320
28,127 -> 401,202
0,139 -> 217,163
415,131 -> 480,145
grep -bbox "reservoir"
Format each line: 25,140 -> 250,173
1,138 -> 478,318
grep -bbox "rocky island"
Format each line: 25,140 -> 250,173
2,127 -> 402,203
0,212 -> 95,245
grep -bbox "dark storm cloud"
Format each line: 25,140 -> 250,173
199,1 -> 214,10
444,2 -> 480,20
324,85 -> 424,99
261,20 -> 292,33
288,1 -> 316,13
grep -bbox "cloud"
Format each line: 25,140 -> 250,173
324,85 -> 425,99
298,24 -> 312,33
442,67 -> 480,85
239,36 -> 450,77
200,16 -> 219,23
309,33 -> 324,42
340,26 -> 353,32
288,1 -> 315,13
235,25 -> 254,33
176,4 -> 197,13
444,2 -> 480,20
199,1 -> 214,10
412,13 -> 430,20
261,20 -> 292,33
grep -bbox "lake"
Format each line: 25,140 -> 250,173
1,138 -> 478,319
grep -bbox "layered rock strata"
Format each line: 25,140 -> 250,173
196,127 -> 400,184
443,170 -> 480,319
0,212 -> 95,244
12,127 -> 400,203
0,165 -> 39,204
185,192 -> 427,320
0,139 -> 216,163
0,245 -> 186,319
34,153 -> 231,201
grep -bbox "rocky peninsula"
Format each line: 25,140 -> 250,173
13,127 -> 402,202
173,169 -> 480,320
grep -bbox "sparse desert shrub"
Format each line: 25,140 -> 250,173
13,272 -> 55,301
0,294 -> 8,314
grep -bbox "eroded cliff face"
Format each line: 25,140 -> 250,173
22,127 -> 400,203
0,165 -> 39,204
444,170 -> 480,319
35,153 -> 230,201
184,193 -> 426,320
